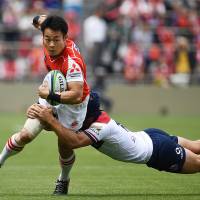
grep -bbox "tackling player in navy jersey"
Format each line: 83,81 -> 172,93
32,101 -> 200,184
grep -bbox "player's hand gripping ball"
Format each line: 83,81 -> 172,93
42,70 -> 67,105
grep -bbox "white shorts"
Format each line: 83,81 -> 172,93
39,95 -> 89,131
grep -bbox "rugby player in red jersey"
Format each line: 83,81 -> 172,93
0,15 -> 92,195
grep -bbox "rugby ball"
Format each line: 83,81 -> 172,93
43,70 -> 67,105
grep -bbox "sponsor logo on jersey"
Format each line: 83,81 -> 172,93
68,63 -> 82,79
69,72 -> 81,78
90,127 -> 101,135
69,64 -> 81,73
89,123 -> 103,135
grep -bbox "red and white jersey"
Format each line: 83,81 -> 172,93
84,112 -> 153,163
44,38 -> 90,101
39,39 -> 90,131
39,95 -> 89,131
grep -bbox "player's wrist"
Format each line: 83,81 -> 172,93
47,92 -> 61,103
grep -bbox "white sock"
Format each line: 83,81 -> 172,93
0,134 -> 24,166
58,153 -> 75,181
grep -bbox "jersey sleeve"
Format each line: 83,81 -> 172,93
66,57 -> 84,83
83,122 -> 108,144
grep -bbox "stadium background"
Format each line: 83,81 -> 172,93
0,0 -> 200,114
0,0 -> 200,200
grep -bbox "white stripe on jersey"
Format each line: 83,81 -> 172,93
84,130 -> 98,143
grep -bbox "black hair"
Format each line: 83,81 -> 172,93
41,15 -> 68,36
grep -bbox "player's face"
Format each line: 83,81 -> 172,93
43,28 -> 66,57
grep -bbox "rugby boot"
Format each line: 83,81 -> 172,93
53,179 -> 70,195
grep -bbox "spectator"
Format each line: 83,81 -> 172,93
0,0 -> 200,85
63,0 -> 83,15
174,36 -> 196,74
124,43 -> 144,82
83,5 -> 113,112
65,11 -> 80,42
83,5 -> 107,70
170,36 -> 196,86
27,34 -> 46,80
103,0 -> 122,24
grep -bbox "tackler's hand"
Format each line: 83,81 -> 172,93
28,104 -> 53,131
26,104 -> 44,119
35,106 -> 54,125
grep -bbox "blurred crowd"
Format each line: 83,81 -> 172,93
0,0 -> 82,81
0,0 -> 200,88
84,0 -> 200,87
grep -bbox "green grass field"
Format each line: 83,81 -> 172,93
0,113 -> 200,200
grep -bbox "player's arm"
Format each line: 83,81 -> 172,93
61,60 -> 85,104
38,81 -> 83,104
59,81 -> 83,104
32,15 -> 47,30
39,60 -> 85,104
34,105 -> 92,149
